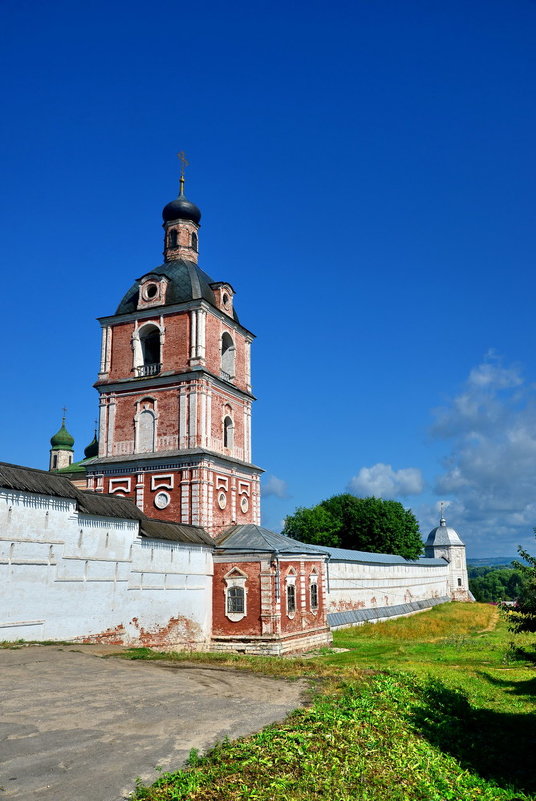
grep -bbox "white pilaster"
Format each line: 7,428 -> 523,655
104,326 -> 112,374
107,396 -> 116,456
198,309 -> 206,362
189,310 -> 197,362
188,388 -> 197,447
98,398 -> 108,457
179,387 -> 188,449
200,385 -> 206,445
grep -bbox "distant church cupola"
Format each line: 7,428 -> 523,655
162,152 -> 201,264
49,414 -> 75,471
83,430 -> 99,460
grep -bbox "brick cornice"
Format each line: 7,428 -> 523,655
97,298 -> 255,339
94,367 -> 256,400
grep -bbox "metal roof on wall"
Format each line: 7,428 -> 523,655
140,519 -> 214,546
216,525 -> 328,556
320,545 -> 446,567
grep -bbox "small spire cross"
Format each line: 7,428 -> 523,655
62,406 -> 68,422
177,151 -> 189,179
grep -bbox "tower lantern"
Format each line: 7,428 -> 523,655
162,152 -> 202,264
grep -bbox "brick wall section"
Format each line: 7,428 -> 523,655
100,465 -> 258,530
279,560 -> 326,634
163,314 -> 190,372
107,321 -> 134,381
212,561 -> 262,636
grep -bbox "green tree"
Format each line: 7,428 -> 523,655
508,533 -> 536,632
283,494 -> 423,559
468,567 -> 525,604
281,505 -> 340,547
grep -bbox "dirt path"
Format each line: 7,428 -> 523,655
0,645 -> 307,800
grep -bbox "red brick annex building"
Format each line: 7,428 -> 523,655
56,170 -> 333,654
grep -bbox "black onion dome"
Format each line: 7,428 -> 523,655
162,191 -> 201,225
84,434 -> 99,460
115,259 -> 240,323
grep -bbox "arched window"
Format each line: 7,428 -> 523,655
457,578 -> 462,587
191,231 -> 198,251
287,583 -> 296,615
139,325 -> 161,375
227,586 -> 245,614
223,416 -> 234,449
224,567 -> 247,621
138,409 -> 155,452
310,582 -> 318,610
168,229 -> 178,247
52,455 -> 58,469
221,332 -> 235,379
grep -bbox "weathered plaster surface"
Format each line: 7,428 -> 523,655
0,488 -> 212,648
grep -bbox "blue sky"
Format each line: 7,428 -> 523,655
2,0 -> 535,557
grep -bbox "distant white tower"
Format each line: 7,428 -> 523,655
424,509 -> 472,601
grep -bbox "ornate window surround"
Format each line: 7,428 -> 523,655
223,566 -> 248,622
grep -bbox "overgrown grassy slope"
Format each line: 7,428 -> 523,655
130,604 -> 536,801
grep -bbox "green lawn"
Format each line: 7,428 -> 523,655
130,604 -> 536,801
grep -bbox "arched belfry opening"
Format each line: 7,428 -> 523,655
223,416 -> 234,449
138,409 -> 156,452
139,325 -> 161,376
221,332 -> 235,379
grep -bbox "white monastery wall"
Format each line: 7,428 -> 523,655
327,558 -> 450,613
0,488 -> 213,648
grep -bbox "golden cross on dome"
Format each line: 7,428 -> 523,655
177,151 -> 189,179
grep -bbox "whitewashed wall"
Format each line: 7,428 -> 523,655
0,488 -> 213,648
327,558 -> 450,613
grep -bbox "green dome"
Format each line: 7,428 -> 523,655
50,419 -> 74,451
84,433 -> 99,459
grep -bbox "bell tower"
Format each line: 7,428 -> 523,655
85,160 -> 262,534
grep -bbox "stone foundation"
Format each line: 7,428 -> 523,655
210,626 -> 332,656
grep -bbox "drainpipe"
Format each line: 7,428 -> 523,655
325,554 -> 331,594
273,551 -> 281,601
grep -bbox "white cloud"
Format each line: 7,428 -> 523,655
261,475 -> 289,498
427,353 -> 536,555
348,463 -> 424,498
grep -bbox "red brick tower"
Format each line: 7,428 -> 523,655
86,169 -> 262,535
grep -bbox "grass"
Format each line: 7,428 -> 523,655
123,604 -> 535,800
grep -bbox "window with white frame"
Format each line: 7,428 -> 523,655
287,583 -> 296,615
224,567 -> 248,622
227,586 -> 245,614
286,570 -> 297,617
310,571 -> 319,610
